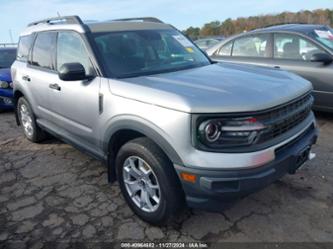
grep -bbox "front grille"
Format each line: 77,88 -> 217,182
256,93 -> 313,144
0,96 -> 13,105
275,123 -> 315,155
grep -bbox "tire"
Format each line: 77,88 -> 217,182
116,137 -> 185,225
17,97 -> 46,143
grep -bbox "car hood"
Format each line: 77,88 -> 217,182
109,63 -> 312,113
0,68 -> 12,82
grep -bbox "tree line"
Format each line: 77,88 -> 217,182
184,9 -> 333,40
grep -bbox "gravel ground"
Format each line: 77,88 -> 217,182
0,110 -> 332,245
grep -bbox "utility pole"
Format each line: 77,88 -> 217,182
8,29 -> 14,43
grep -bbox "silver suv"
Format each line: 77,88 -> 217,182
12,16 -> 318,225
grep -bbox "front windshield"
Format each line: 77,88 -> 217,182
93,29 -> 211,78
311,28 -> 333,51
0,49 -> 16,68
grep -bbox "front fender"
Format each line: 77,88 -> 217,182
103,115 -> 183,165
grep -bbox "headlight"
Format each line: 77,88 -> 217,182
195,116 -> 266,150
9,82 -> 13,88
0,81 -> 9,89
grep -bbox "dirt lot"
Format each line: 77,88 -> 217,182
0,110 -> 332,245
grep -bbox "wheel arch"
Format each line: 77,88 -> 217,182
13,89 -> 25,125
104,117 -> 183,182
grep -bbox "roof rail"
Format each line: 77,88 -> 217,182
28,15 -> 84,27
111,17 -> 164,24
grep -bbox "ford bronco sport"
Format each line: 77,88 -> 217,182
12,16 -> 318,225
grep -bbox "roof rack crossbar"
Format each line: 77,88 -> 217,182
28,15 -> 84,27
111,17 -> 164,23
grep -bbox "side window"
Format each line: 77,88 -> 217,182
57,32 -> 94,75
274,33 -> 325,61
217,42 -> 233,56
17,35 -> 34,62
206,40 -> 216,47
232,34 -> 270,57
195,40 -> 206,47
31,32 -> 57,69
206,39 -> 220,48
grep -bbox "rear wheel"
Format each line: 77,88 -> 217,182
116,137 -> 185,225
17,97 -> 46,142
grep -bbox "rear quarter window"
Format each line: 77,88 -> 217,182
17,35 -> 34,62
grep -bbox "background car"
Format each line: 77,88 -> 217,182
207,24 -> 333,112
0,46 -> 16,111
194,36 -> 224,50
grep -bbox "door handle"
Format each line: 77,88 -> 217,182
274,66 -> 280,69
22,75 -> 31,82
49,83 -> 61,91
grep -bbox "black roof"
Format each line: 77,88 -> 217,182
252,23 -> 330,34
87,21 -> 172,33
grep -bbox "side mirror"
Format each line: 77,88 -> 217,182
58,63 -> 87,81
310,53 -> 333,65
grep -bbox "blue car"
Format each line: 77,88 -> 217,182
0,47 -> 16,111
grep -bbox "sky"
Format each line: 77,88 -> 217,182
0,0 -> 332,43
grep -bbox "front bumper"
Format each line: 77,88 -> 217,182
0,88 -> 14,109
175,122 -> 318,211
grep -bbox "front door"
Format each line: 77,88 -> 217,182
49,31 -> 101,147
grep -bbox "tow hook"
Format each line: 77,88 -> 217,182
308,151 -> 316,160
289,149 -> 316,174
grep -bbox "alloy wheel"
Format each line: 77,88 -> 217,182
20,104 -> 33,137
122,156 -> 161,213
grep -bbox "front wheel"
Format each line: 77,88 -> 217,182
17,97 -> 46,142
116,137 -> 185,225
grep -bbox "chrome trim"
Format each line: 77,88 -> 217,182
221,124 -> 265,131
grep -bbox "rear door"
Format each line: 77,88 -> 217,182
26,31 -> 57,120
268,33 -> 333,110
211,33 -> 273,67
49,31 -> 101,147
